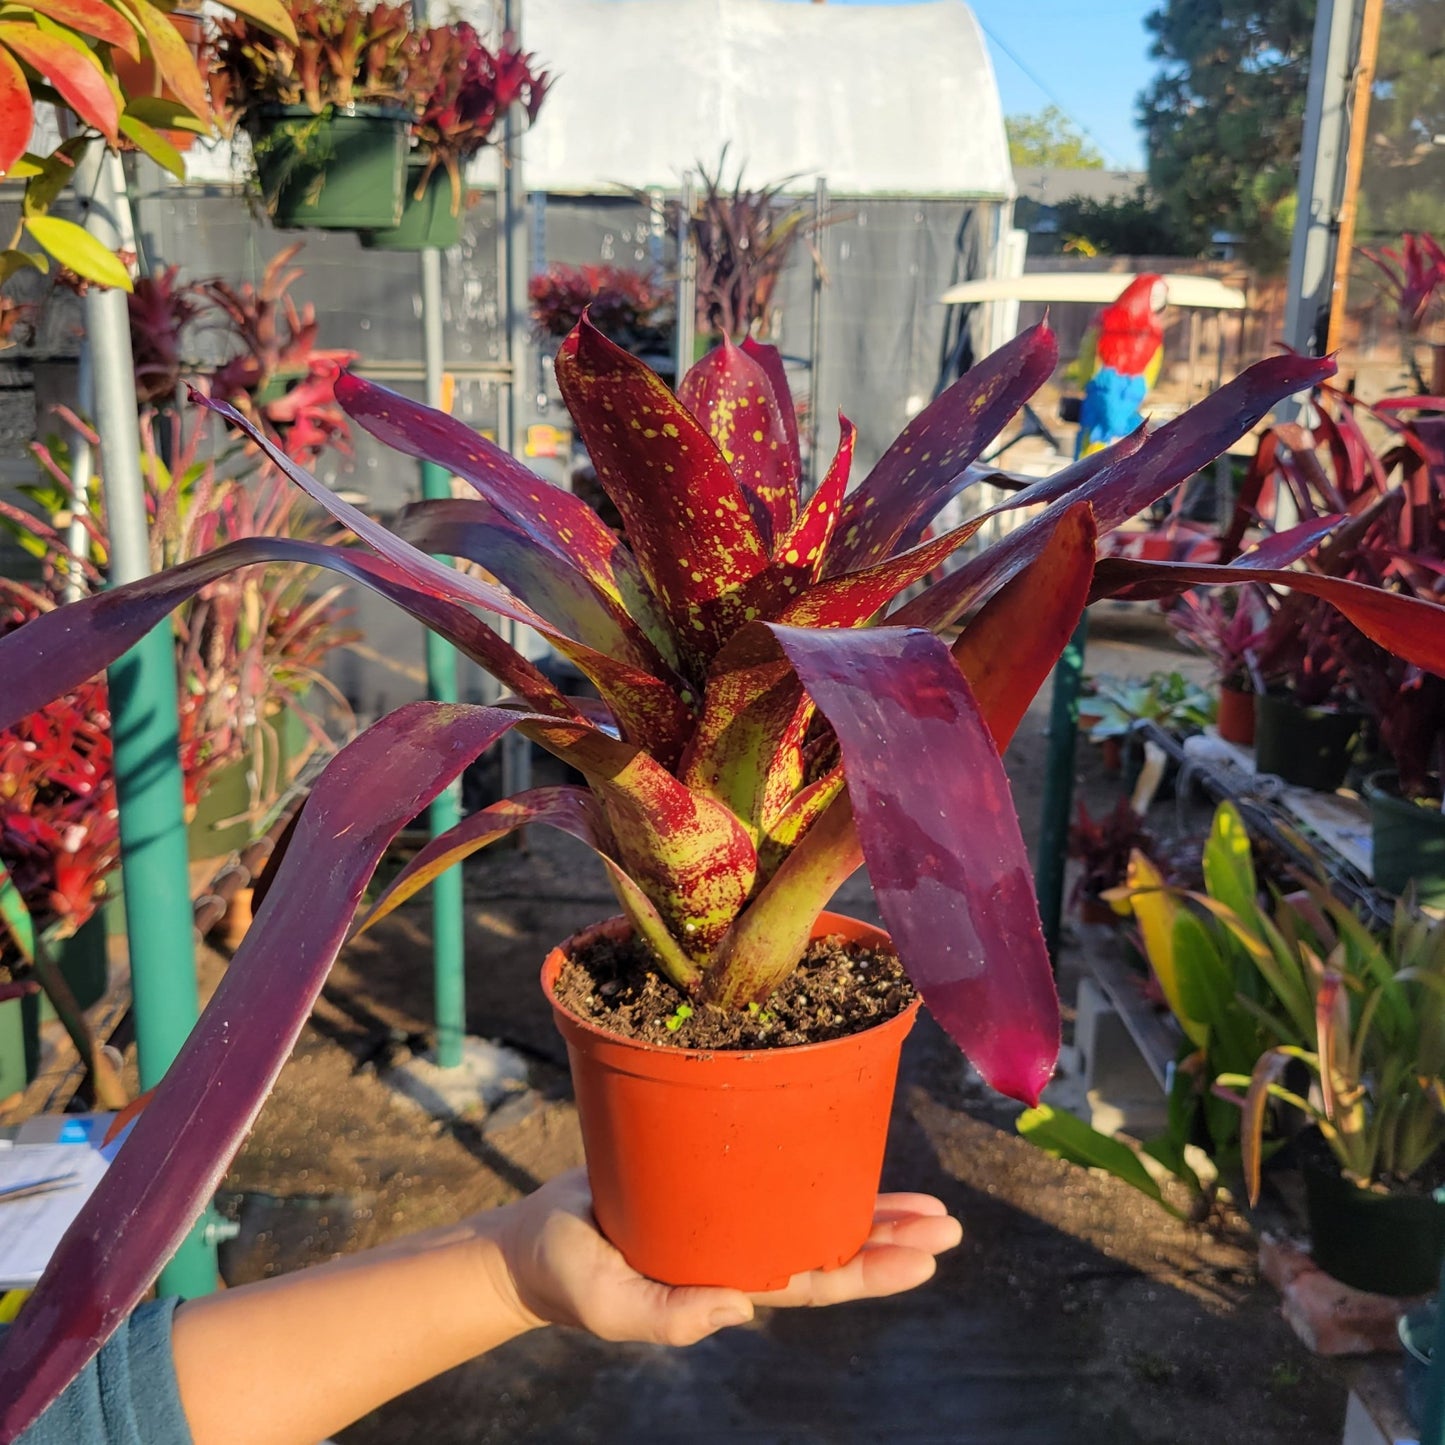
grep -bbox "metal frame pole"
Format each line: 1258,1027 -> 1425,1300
411,0 -> 466,1070
807,178 -> 828,493
499,0 -> 532,801
1036,615 -> 1089,965
674,171 -> 696,380
75,142 -> 216,1296
1282,0 -> 1364,361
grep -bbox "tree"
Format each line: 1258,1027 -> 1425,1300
1357,0 -> 1445,244
1137,0 -> 1315,272
1006,106 -> 1105,170
1053,187 -> 1193,257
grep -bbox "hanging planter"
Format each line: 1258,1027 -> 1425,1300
358,161 -> 463,251
248,104 -> 409,231
543,912 -> 920,1291
1253,691 -> 1361,791
1365,771 -> 1445,906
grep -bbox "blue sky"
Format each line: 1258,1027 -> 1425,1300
777,0 -> 1158,170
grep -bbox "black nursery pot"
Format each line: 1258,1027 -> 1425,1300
1253,692 -> 1361,792
1303,1143 -> 1445,1297
1365,771 -> 1445,908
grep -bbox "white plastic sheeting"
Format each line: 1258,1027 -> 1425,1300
502,0 -> 1013,198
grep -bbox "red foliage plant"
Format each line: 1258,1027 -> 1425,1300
528,263 -> 672,351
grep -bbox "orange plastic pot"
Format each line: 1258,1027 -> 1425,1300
1217,684 -> 1255,747
543,910 -> 921,1290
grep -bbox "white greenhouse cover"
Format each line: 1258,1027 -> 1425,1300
506,0 -> 1013,198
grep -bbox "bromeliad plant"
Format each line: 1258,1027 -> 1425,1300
5,319 -> 1445,1437
404,21 -> 548,217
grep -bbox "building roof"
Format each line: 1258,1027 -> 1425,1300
1012,167 -> 1146,209
503,0 -> 1014,199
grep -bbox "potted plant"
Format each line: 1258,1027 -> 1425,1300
201,244 -> 359,465
360,23 -> 548,251
1222,886 -> 1445,1296
7,323 -> 1445,1435
529,263 -> 673,358
1167,585 -> 1273,746
1067,798 -> 1154,924
210,0 -> 415,229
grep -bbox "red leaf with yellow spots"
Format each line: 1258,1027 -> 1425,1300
555,317 -> 775,672
520,716 -> 758,960
678,624 -> 808,840
823,323 -> 1059,575
335,369 -> 676,663
773,416 -> 854,589
741,335 -> 802,477
952,502 -> 1096,750
779,512 -> 985,629
678,335 -> 799,546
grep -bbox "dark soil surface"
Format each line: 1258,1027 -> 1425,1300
62,606 -> 1347,1443
556,931 -> 915,1049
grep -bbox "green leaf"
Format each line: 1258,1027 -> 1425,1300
1202,801 -> 1257,924
118,111 -> 183,177
23,214 -> 132,290
1017,1104 -> 1178,1214
124,95 -> 206,134
0,247 -> 47,283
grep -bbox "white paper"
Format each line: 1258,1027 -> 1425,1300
0,1142 -> 111,1290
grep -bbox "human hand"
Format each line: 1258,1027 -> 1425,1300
482,1169 -> 961,1348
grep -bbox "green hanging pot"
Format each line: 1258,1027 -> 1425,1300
1365,771 -> 1445,907
1253,690 -> 1362,792
359,162 -> 463,251
249,104 -> 409,231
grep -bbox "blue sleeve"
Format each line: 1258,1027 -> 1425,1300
17,1299 -> 194,1445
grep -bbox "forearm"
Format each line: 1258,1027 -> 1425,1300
170,1210 -> 540,1445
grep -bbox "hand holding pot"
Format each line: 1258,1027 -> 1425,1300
492,1169 -> 963,1346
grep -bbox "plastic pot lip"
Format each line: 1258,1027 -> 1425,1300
541,911 -> 921,1065
1258,688 -> 1362,721
1400,1302 -> 1438,1364
1365,769 -> 1444,810
250,102 -> 413,124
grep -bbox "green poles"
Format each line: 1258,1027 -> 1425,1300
1036,614 -> 1089,964
77,144 -> 217,1297
416,234 -> 466,1069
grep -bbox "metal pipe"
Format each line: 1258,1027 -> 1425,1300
1035,615 -> 1089,965
499,0 -> 532,802
410,0 -> 467,1070
74,140 -> 216,1297
674,171 -> 696,380
807,178 -> 827,493
64,346 -> 94,603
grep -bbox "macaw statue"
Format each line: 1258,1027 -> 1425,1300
1069,274 -> 1167,457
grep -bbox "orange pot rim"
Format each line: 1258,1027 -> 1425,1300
541,910 -> 921,1068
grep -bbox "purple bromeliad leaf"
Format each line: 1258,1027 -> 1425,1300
823,323 -> 1059,575
0,703 -> 519,1444
894,352 -> 1337,632
768,624 -> 1060,1106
